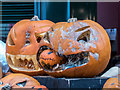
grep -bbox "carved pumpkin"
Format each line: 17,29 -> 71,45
36,18 -> 111,77
0,73 -> 48,90
39,49 -> 65,71
103,77 -> 119,89
6,16 -> 54,75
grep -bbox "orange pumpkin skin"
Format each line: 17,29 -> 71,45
39,49 -> 64,71
103,77 -> 119,89
34,85 -> 48,90
0,73 -> 48,89
6,16 -> 54,76
38,19 -> 111,77
0,67 -> 2,79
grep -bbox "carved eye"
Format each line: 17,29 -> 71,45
25,31 -> 30,38
7,28 -> 16,46
8,34 -> 15,46
75,26 -> 90,32
37,37 -> 41,43
25,31 -> 31,46
35,32 -> 50,44
77,30 -> 91,42
16,81 -> 27,87
43,32 -> 50,43
25,39 -> 30,46
35,32 -> 46,43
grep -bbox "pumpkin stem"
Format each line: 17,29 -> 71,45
67,18 -> 77,23
1,83 -> 12,90
31,16 -> 40,21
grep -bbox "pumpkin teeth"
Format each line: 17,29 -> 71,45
53,64 -> 59,71
10,55 -> 16,65
78,61 -> 81,65
6,53 -> 40,70
16,55 -> 21,59
20,55 -> 26,60
53,52 -> 89,71
25,55 -> 32,61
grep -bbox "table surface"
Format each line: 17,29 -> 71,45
33,76 -> 109,89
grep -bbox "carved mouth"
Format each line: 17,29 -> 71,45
6,53 -> 41,71
37,46 -> 90,72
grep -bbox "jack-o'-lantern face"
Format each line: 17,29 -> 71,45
6,16 -> 54,75
0,73 -> 48,90
36,18 -> 111,77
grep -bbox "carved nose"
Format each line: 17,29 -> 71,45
1,84 -> 11,90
